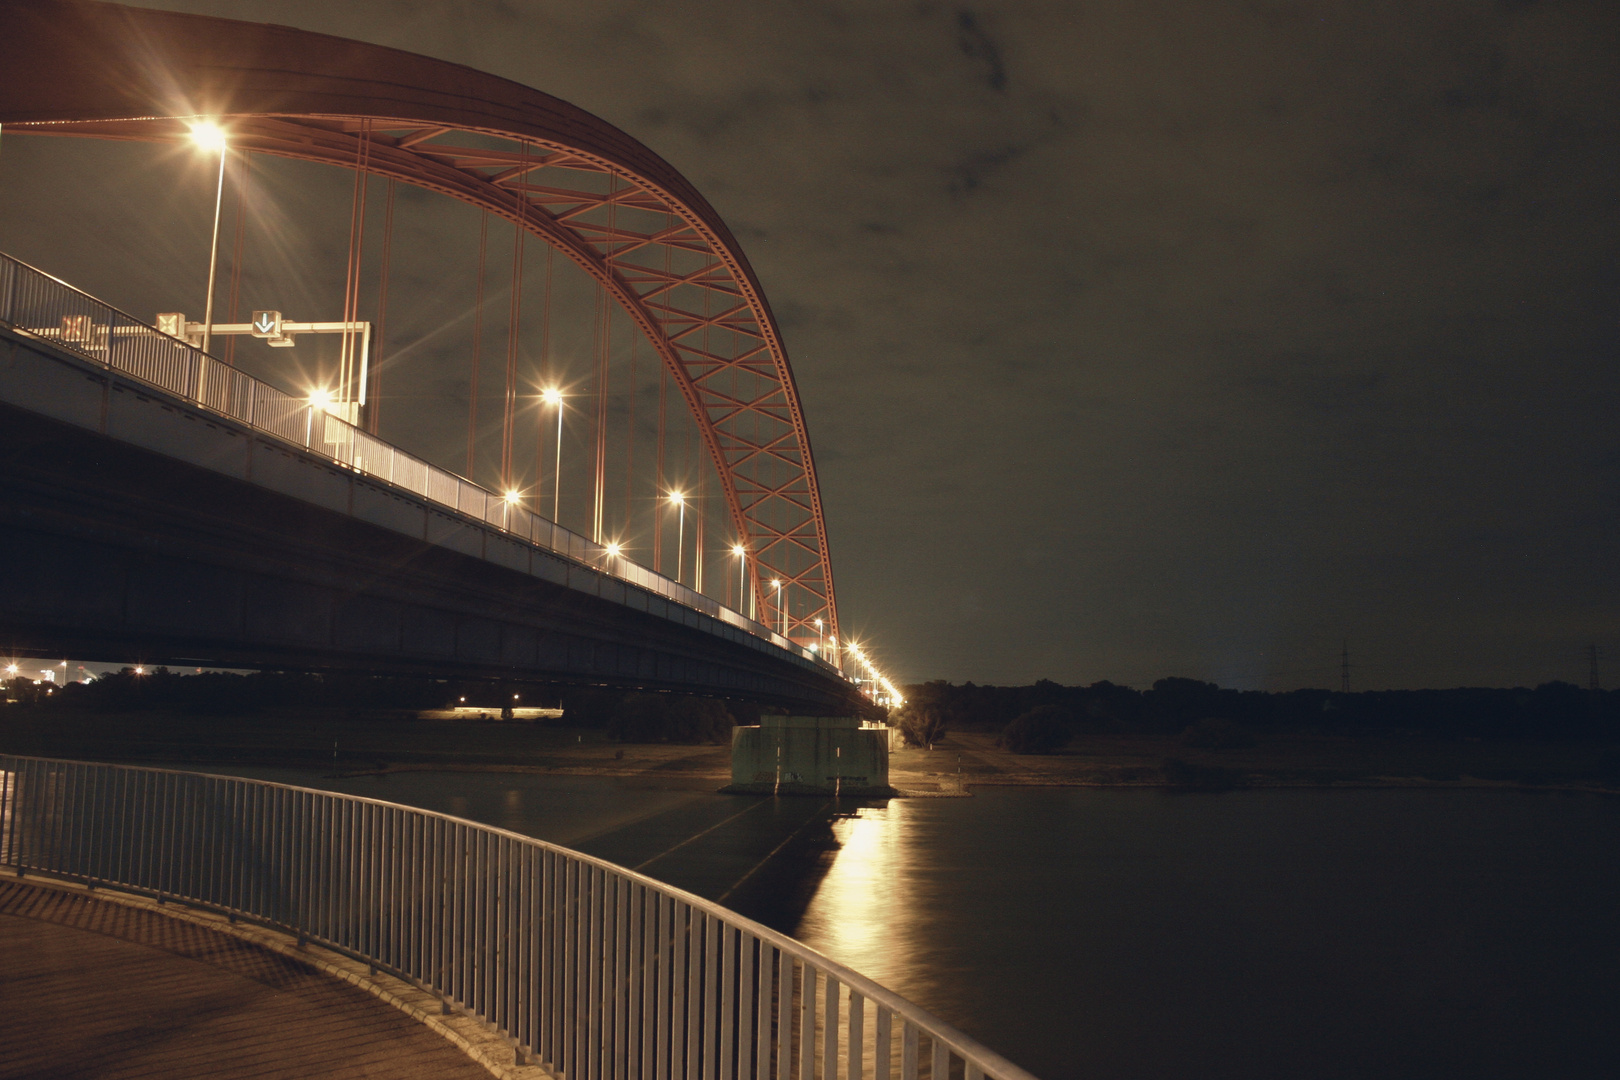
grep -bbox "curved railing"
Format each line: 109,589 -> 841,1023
0,757 -> 1037,1080
0,251 -> 842,678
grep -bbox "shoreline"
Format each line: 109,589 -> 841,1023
2,709 -> 1615,798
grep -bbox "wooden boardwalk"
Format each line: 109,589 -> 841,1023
0,880 -> 492,1079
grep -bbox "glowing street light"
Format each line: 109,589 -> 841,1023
189,121 -> 229,357
731,544 -> 749,617
669,492 -> 687,585
605,541 -> 622,559
541,387 -> 564,520
306,387 -> 335,443
815,617 -> 824,653
771,578 -> 785,637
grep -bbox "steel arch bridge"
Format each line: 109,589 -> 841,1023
0,0 -> 840,649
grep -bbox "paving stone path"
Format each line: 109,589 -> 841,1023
0,879 -> 491,1079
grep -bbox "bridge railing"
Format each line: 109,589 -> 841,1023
0,757 -> 1037,1080
0,251 -> 838,675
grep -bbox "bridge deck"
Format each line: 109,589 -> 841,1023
0,880 -> 492,1079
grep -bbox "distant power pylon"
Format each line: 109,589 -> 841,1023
1589,643 -> 1601,692
1341,640 -> 1351,694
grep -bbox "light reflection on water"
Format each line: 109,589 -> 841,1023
794,803 -> 912,989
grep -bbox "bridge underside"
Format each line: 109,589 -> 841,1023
0,334 -> 854,713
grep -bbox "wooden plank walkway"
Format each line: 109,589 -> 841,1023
0,880 -> 493,1079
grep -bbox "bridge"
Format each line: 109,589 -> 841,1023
0,0 -> 903,711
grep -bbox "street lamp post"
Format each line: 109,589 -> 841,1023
669,492 -> 686,585
772,578 -> 784,638
542,388 -> 564,521
189,122 -> 229,358
731,544 -> 747,616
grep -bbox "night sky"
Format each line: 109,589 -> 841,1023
3,1 -> 1618,691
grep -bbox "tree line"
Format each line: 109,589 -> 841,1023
890,677 -> 1620,752
1,668 -> 759,745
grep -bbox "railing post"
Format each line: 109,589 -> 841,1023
871,1008 -> 891,1080
721,925 -> 737,1080
657,894 -> 672,1080
848,992 -> 864,1080
777,953 -> 793,1080
800,964 -> 816,1080
704,913 -> 720,1080
671,900 -> 687,1080
824,978 -> 839,1080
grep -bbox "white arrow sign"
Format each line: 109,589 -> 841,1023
250,310 -> 282,337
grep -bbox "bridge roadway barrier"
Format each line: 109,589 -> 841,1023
0,252 -> 852,710
1,756 -> 1041,1080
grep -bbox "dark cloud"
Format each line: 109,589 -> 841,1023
4,0 -> 1618,690
953,8 -> 1008,93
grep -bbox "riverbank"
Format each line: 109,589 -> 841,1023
1,707 -> 1614,794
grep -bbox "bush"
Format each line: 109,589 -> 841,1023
606,694 -> 736,744
1001,705 -> 1073,755
1180,717 -> 1257,750
892,701 -> 947,749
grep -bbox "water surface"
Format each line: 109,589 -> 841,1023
186,765 -> 1620,1079
795,787 -> 1620,1080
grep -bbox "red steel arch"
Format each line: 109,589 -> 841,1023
0,0 -> 841,648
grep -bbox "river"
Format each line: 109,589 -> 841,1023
188,766 -> 1620,1080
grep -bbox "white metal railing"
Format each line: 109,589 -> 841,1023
0,757 -> 1038,1080
0,251 -> 841,677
